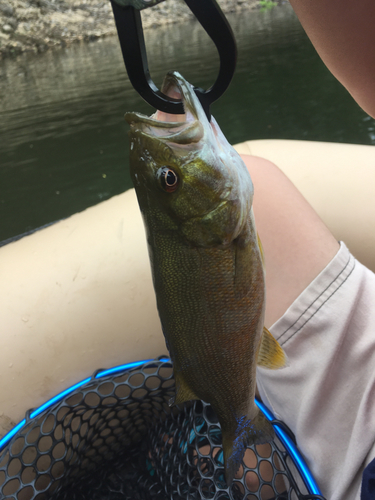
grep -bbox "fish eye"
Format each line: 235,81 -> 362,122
157,167 -> 179,193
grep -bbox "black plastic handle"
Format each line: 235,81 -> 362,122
110,0 -> 237,120
184,0 -> 237,118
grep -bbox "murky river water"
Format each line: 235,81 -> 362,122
0,4 -> 374,243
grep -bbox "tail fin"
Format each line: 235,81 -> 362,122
221,410 -> 274,486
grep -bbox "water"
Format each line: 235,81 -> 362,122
0,4 -> 374,243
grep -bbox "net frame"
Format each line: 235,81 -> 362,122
0,357 -> 326,500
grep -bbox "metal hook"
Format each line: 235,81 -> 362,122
110,0 -> 237,120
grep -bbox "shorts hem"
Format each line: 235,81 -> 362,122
270,242 -> 355,346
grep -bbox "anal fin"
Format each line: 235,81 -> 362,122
257,326 -> 289,369
169,374 -> 199,407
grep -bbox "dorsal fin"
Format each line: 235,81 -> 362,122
257,233 -> 265,269
257,326 -> 288,369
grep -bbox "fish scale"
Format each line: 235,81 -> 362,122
125,71 -> 288,484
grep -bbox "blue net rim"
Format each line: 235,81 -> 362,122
0,357 -> 323,497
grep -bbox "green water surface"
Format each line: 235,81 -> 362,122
0,4 -> 374,243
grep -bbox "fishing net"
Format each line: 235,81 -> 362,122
0,358 -> 326,500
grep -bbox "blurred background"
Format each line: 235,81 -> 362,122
1,2 -> 374,243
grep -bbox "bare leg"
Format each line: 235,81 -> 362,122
241,154 -> 339,327
247,152 -> 375,499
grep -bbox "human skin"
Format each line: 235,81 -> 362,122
243,0 -> 375,326
289,0 -> 375,119
241,154 -> 340,328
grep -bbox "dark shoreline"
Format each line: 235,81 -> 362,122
0,0 -> 260,59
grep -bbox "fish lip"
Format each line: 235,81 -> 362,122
159,71 -> 200,120
125,71 -> 202,130
124,111 -> 187,130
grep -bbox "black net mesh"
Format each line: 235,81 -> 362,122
0,358 -> 326,500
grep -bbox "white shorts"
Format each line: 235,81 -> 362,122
257,242 -> 375,500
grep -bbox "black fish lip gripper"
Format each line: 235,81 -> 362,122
110,0 -> 237,121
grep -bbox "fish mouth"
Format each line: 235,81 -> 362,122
125,71 -> 205,145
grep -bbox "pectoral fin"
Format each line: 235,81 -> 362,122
169,374 -> 199,407
257,326 -> 289,369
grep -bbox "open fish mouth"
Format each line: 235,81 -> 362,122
125,72 -> 206,145
153,72 -> 198,124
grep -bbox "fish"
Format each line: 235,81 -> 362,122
125,71 -> 288,484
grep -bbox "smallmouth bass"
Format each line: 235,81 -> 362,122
125,72 -> 287,484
